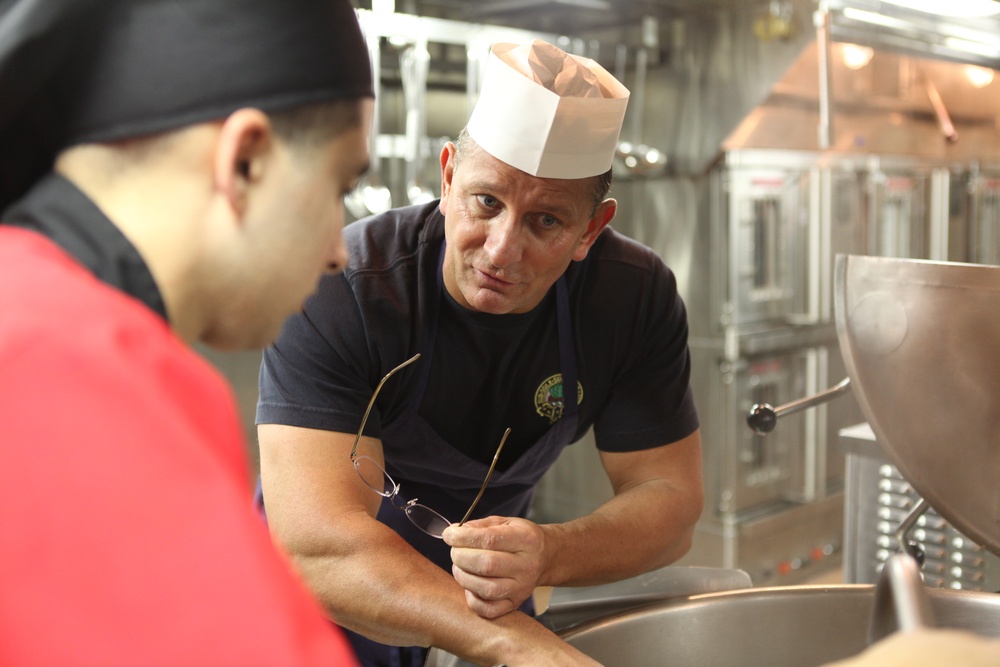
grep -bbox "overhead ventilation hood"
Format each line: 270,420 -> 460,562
827,0 -> 1000,69
357,1 -> 1000,173
636,0 -> 1000,173
722,38 -> 1000,161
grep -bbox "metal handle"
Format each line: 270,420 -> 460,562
746,377 -> 851,435
869,552 -> 935,644
924,75 -> 959,143
894,497 -> 931,565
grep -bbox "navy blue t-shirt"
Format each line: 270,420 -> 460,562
257,202 -> 698,470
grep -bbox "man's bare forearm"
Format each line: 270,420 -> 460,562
283,511 -> 598,666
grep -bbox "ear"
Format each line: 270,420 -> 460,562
573,198 -> 617,261
213,108 -> 274,217
438,141 -> 457,216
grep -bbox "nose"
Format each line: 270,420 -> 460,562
483,213 -> 523,269
326,230 -> 350,275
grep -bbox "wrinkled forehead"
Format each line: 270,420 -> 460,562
452,140 -> 600,219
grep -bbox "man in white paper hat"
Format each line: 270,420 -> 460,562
257,38 -> 704,667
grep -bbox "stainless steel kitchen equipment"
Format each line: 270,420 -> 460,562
718,156 -> 815,329
555,581 -> 1000,667
835,253 -> 1000,561
862,156 -> 942,260
426,554 -> 999,667
539,564 -> 753,629
685,338 -> 850,582
669,146 -> 872,584
948,162 -> 1000,266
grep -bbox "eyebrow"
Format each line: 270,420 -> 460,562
464,179 -> 580,221
465,179 -> 501,195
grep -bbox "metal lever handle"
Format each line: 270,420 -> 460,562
746,377 -> 852,434
869,552 -> 935,644
894,497 -> 931,566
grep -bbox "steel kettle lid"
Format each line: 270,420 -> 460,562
835,253 -> 1000,557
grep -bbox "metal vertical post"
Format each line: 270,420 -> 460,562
814,0 -> 834,150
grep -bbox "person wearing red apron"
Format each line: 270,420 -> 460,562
0,1 -> 375,664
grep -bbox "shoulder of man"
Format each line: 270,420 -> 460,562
344,201 -> 443,273
0,225 -> 239,445
590,225 -> 662,265
578,226 -> 677,293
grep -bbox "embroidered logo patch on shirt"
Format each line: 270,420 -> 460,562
534,374 -> 583,424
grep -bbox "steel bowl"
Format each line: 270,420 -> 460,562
558,584 -> 1000,667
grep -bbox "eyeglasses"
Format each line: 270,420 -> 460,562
350,353 -> 511,539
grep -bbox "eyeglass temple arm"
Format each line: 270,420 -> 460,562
351,353 -> 422,459
458,427 -> 511,526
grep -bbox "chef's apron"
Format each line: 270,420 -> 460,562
345,244 -> 581,667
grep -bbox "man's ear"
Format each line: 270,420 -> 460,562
214,108 -> 273,216
438,141 -> 457,216
573,198 -> 617,261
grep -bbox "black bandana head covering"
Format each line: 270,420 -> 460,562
0,0 -> 374,210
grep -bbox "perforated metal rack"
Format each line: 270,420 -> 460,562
841,422 -> 999,592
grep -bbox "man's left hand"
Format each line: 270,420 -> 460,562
443,516 -> 546,619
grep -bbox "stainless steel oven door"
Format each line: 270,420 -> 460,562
969,170 -> 1000,265
864,167 -> 933,259
723,348 -> 816,515
724,167 -> 813,328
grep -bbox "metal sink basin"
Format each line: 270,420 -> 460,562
559,584 -> 1000,667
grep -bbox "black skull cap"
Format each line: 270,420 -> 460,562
0,0 -> 373,209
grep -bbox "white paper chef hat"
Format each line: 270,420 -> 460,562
467,40 -> 630,180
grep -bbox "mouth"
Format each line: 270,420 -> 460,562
474,267 -> 515,289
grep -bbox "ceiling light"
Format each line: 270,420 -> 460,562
841,7 -> 910,29
878,0 -> 1000,18
841,43 -> 874,69
964,64 -> 996,87
943,36 -> 1000,59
